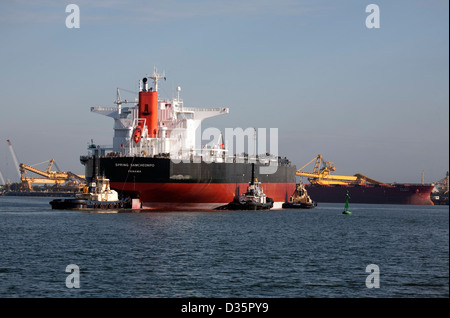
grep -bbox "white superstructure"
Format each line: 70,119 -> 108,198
90,69 -> 229,162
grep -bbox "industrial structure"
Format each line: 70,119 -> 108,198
431,172 -> 449,205
19,159 -> 86,192
295,154 -> 384,185
5,140 -> 86,194
7,139 -> 21,181
296,154 -> 435,205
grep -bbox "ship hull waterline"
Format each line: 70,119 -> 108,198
111,181 -> 295,211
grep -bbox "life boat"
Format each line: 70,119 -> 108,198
133,126 -> 142,143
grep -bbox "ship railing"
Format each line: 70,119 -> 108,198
91,106 -> 117,112
96,144 -> 113,149
181,107 -> 228,113
85,144 -> 114,158
221,154 -> 280,165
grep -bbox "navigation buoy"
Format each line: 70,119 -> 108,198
342,190 -> 352,215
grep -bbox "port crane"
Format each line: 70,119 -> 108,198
19,159 -> 86,192
296,154 -> 384,186
6,140 -> 86,192
434,172 -> 449,195
6,139 -> 21,182
0,171 -> 5,186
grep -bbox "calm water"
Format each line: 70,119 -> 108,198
0,196 -> 448,298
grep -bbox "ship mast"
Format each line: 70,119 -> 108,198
148,67 -> 165,92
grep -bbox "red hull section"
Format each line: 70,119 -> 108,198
305,184 -> 434,205
111,182 -> 296,210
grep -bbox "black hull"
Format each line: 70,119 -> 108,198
82,156 -> 296,184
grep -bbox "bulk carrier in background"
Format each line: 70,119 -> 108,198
296,155 -> 435,205
80,69 -> 297,210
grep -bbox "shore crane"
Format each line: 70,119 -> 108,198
296,154 -> 385,186
0,171 -> 5,186
19,159 -> 86,191
434,171 -> 449,195
6,139 -> 21,182
6,140 -> 86,192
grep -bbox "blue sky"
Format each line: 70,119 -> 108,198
0,0 -> 448,184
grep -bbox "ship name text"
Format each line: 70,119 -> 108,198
115,163 -> 155,168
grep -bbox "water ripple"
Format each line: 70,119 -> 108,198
0,197 -> 448,297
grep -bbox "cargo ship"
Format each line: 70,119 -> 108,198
80,69 -> 296,210
297,155 -> 435,205
304,183 -> 434,205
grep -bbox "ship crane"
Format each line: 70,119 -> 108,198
296,154 -> 384,186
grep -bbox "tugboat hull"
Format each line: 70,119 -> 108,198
50,198 -> 131,210
282,202 -> 316,209
216,199 -> 273,211
282,183 -> 317,209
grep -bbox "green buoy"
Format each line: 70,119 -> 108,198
342,190 -> 352,215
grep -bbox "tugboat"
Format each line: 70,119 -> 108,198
216,164 -> 274,210
50,176 -> 131,210
282,183 -> 317,209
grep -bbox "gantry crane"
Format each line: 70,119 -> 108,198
296,154 -> 384,186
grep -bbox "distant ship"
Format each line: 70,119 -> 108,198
297,155 -> 435,205
80,68 -> 296,210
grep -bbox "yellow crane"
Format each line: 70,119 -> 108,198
19,159 -> 86,192
296,154 -> 384,186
